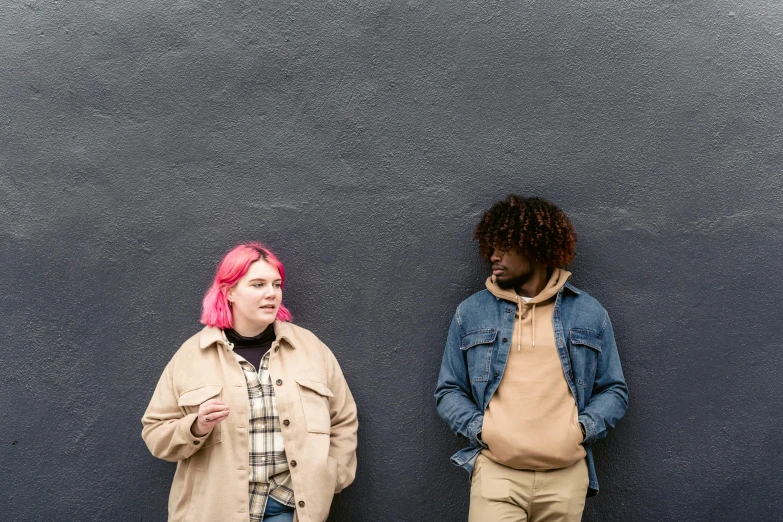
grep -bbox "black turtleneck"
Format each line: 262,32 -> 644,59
225,324 -> 276,371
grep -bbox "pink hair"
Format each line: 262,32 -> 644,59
200,242 -> 292,329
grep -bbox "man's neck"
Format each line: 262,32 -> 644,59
515,266 -> 551,298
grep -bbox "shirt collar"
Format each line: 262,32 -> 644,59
199,320 -> 296,350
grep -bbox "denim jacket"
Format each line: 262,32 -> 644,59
434,281 -> 628,496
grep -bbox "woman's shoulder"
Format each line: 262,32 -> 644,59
167,326 -> 223,364
275,321 -> 329,353
276,320 -> 317,342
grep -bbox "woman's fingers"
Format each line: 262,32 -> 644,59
201,404 -> 230,416
200,398 -> 226,410
192,399 -> 230,436
198,400 -> 228,415
204,408 -> 230,422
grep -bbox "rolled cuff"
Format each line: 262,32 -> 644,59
180,413 -> 210,457
578,415 -> 597,444
468,415 -> 487,449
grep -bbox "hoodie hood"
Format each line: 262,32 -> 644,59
485,268 -> 571,350
485,268 -> 571,304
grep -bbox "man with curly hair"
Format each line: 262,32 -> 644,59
435,195 -> 628,521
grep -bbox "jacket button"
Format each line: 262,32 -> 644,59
193,440 -> 200,445
494,371 -> 499,378
290,460 -> 297,467
283,419 -> 290,426
502,338 -> 508,342
298,501 -> 305,507
274,347 -> 279,352
276,379 -> 283,386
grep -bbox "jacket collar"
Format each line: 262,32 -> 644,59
563,281 -> 581,295
199,326 -> 226,349
199,320 -> 297,350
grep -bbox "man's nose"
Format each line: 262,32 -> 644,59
490,249 -> 503,262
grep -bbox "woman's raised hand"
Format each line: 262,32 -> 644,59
191,399 -> 230,437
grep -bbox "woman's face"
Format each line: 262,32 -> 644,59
226,259 -> 282,336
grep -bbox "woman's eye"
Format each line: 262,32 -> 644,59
273,283 -> 281,289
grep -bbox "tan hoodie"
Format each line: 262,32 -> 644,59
481,269 -> 587,470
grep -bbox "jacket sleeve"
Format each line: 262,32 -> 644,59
323,345 -> 359,493
434,311 -> 486,449
141,362 -> 209,462
578,311 -> 629,444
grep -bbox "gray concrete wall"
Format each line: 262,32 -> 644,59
2,1 -> 782,520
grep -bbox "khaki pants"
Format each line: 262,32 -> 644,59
468,455 -> 589,522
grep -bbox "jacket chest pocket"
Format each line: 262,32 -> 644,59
178,385 -> 223,447
460,329 -> 497,383
569,329 -> 601,389
296,379 -> 334,434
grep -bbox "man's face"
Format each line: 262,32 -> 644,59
490,247 -> 535,291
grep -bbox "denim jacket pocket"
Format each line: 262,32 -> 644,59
569,329 -> 601,388
460,329 -> 497,383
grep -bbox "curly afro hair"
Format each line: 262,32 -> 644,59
474,195 -> 577,268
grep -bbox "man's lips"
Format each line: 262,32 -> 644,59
492,266 -> 505,275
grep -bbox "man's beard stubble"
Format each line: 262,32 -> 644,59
495,272 -> 531,292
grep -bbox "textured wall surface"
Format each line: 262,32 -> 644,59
2,1 -> 782,521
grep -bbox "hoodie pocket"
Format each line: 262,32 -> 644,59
296,379 -> 334,434
460,329 -> 497,383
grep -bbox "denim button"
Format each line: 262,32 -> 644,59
502,337 -> 508,342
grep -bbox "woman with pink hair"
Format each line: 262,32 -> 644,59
142,242 -> 358,522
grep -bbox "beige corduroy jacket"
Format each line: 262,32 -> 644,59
141,321 -> 358,522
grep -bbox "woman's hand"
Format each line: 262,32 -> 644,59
191,399 -> 230,437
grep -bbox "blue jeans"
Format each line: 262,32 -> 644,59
264,497 -> 295,522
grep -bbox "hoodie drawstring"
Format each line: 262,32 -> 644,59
517,296 -> 522,351
516,297 -> 536,351
531,303 -> 536,348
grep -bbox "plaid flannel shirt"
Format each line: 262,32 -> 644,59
235,351 -> 295,520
